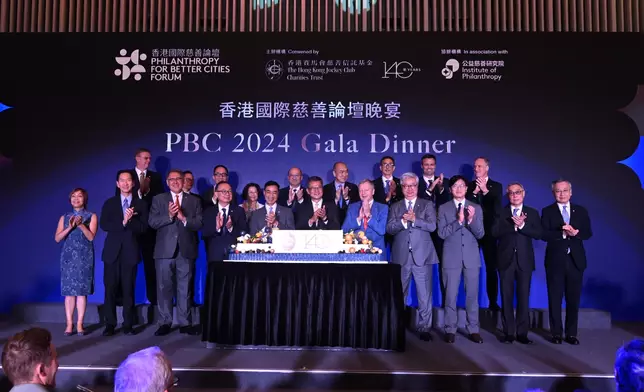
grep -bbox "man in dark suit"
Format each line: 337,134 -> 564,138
491,182 -> 542,344
373,156 -> 403,206
182,170 -> 201,198
202,181 -> 248,262
323,162 -> 360,224
249,181 -> 295,234
541,179 -> 592,345
466,156 -> 503,310
100,170 -> 149,336
278,167 -> 309,211
201,165 -> 239,206
148,169 -> 203,336
116,148 -> 164,306
294,176 -> 340,230
386,173 -> 438,342
438,175 -> 485,344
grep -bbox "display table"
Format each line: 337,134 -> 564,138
202,254 -> 405,351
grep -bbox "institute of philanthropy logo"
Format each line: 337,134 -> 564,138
441,59 -> 460,79
114,49 -> 147,81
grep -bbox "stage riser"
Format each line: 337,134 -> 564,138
0,370 -> 616,392
11,303 -> 201,326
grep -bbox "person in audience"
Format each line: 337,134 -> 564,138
323,162 -> 359,224
615,339 -> 644,392
117,148 -> 164,307
386,172 -> 438,342
54,188 -> 97,336
294,176 -> 340,230
99,170 -> 149,336
240,182 -> 263,221
492,182 -> 542,344
114,346 -> 175,392
1,327 -> 58,391
373,156 -> 402,206
341,179 -> 388,251
278,166 -> 309,210
181,170 -> 200,198
438,175 -> 485,344
249,181 -> 295,234
202,165 -> 238,206
148,169 -> 203,336
203,181 -> 248,262
541,179 -> 592,345
466,156 -> 503,311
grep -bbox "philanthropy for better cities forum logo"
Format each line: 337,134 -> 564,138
114,49 -> 147,81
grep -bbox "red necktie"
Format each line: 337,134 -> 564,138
175,194 -> 181,211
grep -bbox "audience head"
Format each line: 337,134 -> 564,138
615,339 -> 644,392
506,182 -> 525,206
1,327 -> 58,388
166,169 -> 184,194
358,179 -> 375,202
379,156 -> 395,177
449,175 -> 468,200
307,176 -> 324,200
552,179 -> 572,204
473,157 -> 489,178
242,182 -> 261,203
332,162 -> 349,183
69,187 -> 89,210
421,154 -> 437,177
114,346 -> 174,392
288,167 -> 303,187
135,148 -> 152,170
212,165 -> 229,184
116,170 -> 134,195
400,172 -> 419,200
215,181 -> 233,205
264,180 -> 280,206
182,170 -> 194,192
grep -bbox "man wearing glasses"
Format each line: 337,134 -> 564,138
278,167 -> 309,210
373,156 -> 403,206
202,165 -> 238,207
541,179 -> 592,345
202,181 -> 248,262
148,170 -> 203,336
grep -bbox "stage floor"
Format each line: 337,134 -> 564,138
1,321 -> 640,391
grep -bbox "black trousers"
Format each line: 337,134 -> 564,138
480,235 -> 499,308
499,256 -> 532,337
546,255 -> 584,337
103,255 -> 137,328
141,230 -> 157,305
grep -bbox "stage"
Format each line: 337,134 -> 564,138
0,313 -> 638,392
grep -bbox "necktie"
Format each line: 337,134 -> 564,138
122,198 -> 129,214
385,180 -> 391,194
269,206 -> 273,214
175,194 -> 181,210
407,200 -> 413,210
458,202 -> 462,212
139,172 -> 145,190
337,185 -> 344,207
513,208 -> 519,216
221,207 -> 228,230
562,206 -> 570,224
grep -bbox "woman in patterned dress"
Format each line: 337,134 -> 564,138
54,188 -> 98,335
240,182 -> 263,222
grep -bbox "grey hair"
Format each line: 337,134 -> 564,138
358,179 -> 374,189
114,347 -> 173,392
551,179 -> 572,191
506,182 -> 525,192
400,172 -> 419,184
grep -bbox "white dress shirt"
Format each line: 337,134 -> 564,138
558,202 -> 571,239
217,202 -> 233,233
309,200 -> 327,227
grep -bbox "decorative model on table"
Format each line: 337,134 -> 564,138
229,229 -> 382,254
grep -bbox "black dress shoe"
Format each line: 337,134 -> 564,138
154,324 -> 172,336
179,326 -> 199,335
565,336 -> 580,345
470,333 -> 483,344
551,335 -> 563,344
419,332 -> 432,342
445,333 -> 456,343
102,325 -> 115,336
123,327 -> 136,335
501,335 -> 514,344
516,335 -> 533,345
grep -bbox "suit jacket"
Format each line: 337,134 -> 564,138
202,186 -> 239,207
202,203 -> 248,261
322,182 -> 360,223
248,204 -> 295,234
437,200 -> 485,268
294,199 -> 341,230
491,204 -> 542,271
386,198 -> 438,266
466,177 -> 503,234
373,177 -> 403,205
115,169 -> 164,207
341,200 -> 388,251
100,195 -> 149,264
148,192 -> 203,259
277,186 -> 310,210
541,202 -> 592,271
417,176 -> 451,207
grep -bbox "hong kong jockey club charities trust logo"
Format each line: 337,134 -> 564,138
114,49 -> 147,81
0,102 -> 11,113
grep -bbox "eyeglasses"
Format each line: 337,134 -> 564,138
167,177 -> 183,182
381,163 -> 394,167
452,184 -> 466,189
214,172 -> 228,177
217,190 -> 232,194
308,186 -> 323,190
508,190 -> 523,196
402,184 -> 417,189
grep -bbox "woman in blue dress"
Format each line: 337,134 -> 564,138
55,188 -> 98,335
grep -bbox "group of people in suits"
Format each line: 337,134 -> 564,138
56,149 -> 592,347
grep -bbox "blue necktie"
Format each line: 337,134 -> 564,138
269,206 -> 273,214
407,200 -> 413,210
337,185 -> 344,207
513,208 -> 519,216
562,206 -> 570,224
385,180 -> 391,194
122,198 -> 129,214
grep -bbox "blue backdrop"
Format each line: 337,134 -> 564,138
0,34 -> 643,321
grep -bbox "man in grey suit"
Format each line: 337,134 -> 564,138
249,180 -> 295,234
149,169 -> 203,336
386,172 -> 438,342
438,175 -> 485,344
